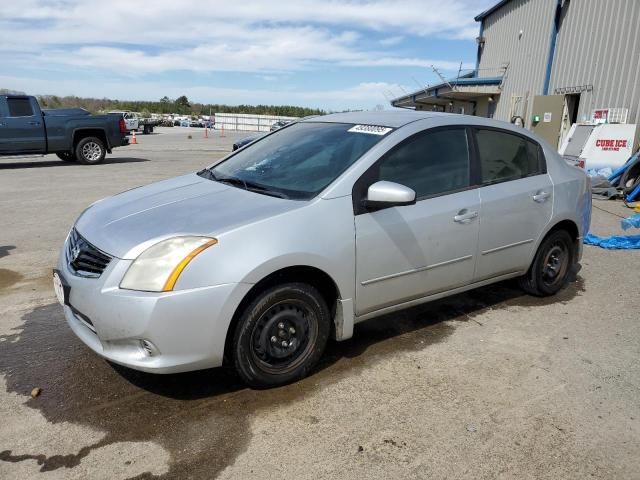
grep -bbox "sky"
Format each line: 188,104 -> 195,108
0,0 -> 496,111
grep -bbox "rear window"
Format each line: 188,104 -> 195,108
7,98 -> 34,117
475,129 -> 544,184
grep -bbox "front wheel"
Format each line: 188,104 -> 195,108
75,137 -> 106,165
56,152 -> 77,162
519,230 -> 575,297
232,283 -> 330,388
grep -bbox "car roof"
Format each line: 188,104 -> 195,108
299,110 -> 556,156
301,110 -> 458,128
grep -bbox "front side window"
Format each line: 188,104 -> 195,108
374,127 -> 471,199
7,98 -> 34,117
206,122 -> 387,200
475,129 -> 543,184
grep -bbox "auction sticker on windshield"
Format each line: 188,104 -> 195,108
348,125 -> 393,135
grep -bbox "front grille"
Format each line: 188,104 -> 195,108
67,228 -> 112,277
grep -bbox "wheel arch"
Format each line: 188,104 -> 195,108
223,265 -> 345,364
528,218 -> 580,270
72,128 -> 111,152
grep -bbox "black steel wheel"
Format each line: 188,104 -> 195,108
519,229 -> 574,297
232,283 -> 330,388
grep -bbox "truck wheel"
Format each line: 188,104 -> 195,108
75,137 -> 106,165
56,152 -> 77,162
232,283 -> 330,388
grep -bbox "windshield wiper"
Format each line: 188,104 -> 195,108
197,168 -> 216,180
215,175 -> 289,199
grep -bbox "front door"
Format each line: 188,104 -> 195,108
472,128 -> 553,281
354,127 -> 480,316
0,97 -> 46,154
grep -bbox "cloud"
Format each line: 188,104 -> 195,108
0,0 -> 495,108
0,0 -> 488,75
0,1 -> 489,43
379,36 -> 404,46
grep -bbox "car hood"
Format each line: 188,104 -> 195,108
75,173 -> 302,259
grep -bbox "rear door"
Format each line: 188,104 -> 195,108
473,128 -> 552,282
0,97 -> 46,154
354,126 -> 480,315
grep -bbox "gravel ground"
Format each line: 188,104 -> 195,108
1,127 -> 639,479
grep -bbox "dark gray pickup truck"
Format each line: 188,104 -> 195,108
0,95 -> 129,164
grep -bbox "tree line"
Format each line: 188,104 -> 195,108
32,94 -> 325,117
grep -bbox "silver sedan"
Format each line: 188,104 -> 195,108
54,111 -> 591,388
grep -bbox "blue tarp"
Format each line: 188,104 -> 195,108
621,213 -> 640,231
584,213 -> 640,249
584,232 -> 640,249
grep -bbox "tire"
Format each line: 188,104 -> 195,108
519,230 -> 574,297
232,283 -> 330,388
56,152 -> 77,162
75,137 -> 106,165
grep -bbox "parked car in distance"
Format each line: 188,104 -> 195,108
232,134 -> 262,151
270,120 -> 290,131
109,111 -> 158,134
0,95 -> 129,164
55,111 -> 591,387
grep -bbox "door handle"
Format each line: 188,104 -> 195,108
453,209 -> 478,223
0,122 -> 6,127
532,191 -> 551,203
28,121 -> 41,126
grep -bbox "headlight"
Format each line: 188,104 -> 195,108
120,236 -> 218,292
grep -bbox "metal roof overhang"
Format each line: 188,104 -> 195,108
392,77 -> 502,108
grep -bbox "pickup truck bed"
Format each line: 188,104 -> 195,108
0,95 -> 129,164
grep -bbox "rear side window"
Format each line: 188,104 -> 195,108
7,98 -> 34,117
475,129 -> 543,184
376,128 -> 470,198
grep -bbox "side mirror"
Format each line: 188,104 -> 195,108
361,181 -> 416,210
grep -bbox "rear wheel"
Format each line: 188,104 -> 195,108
56,152 -> 77,162
519,230 -> 574,296
232,283 -> 330,388
75,137 -> 106,165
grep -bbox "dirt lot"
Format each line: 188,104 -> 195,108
1,127 -> 639,479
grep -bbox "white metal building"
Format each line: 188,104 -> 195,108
392,0 -> 640,149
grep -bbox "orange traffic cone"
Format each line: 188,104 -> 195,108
204,126 -> 208,138
220,123 -> 225,138
131,130 -> 138,144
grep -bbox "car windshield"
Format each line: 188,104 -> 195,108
203,122 -> 388,200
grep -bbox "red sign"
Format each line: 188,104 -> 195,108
593,109 -> 608,120
595,139 -> 628,151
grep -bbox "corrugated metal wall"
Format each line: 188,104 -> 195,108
550,0 -> 640,132
478,0 -> 556,124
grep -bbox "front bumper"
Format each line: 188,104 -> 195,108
57,245 -> 252,374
